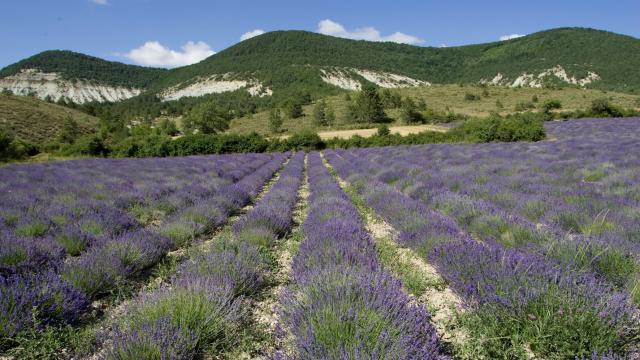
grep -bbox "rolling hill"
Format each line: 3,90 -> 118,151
0,93 -> 100,146
1,27 -> 639,106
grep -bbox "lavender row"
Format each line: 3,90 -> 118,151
276,152 -> 445,359
332,144 -> 640,299
327,118 -> 640,357
327,148 -> 639,357
233,151 -> 306,245
107,152 -> 305,359
0,154 -> 287,346
0,153 -> 273,277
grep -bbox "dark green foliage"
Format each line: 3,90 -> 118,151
541,99 -> 562,112
283,100 -> 304,119
380,89 -> 403,108
0,129 -> 27,161
399,98 -> 425,124
449,113 -> 546,143
325,106 -> 336,126
268,108 -> 284,133
312,100 -> 328,126
348,85 -> 388,124
0,51 -> 166,88
515,101 -> 536,111
464,92 -> 480,101
275,130 -> 324,151
182,102 -> 230,135
377,125 -> 390,136
60,135 -> 109,157
152,28 -> 640,94
58,117 -> 79,144
590,97 -> 624,117
157,119 -> 179,136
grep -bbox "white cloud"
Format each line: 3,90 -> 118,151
499,33 -> 525,41
124,41 -> 215,68
91,0 -> 108,5
316,19 -> 423,45
240,29 -> 266,41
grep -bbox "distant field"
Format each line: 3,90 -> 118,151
227,84 -> 640,136
0,94 -> 99,145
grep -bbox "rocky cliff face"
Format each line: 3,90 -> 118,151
0,69 -> 142,103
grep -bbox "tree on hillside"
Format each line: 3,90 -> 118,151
157,118 -> 179,136
284,100 -> 304,119
400,98 -> 424,124
380,89 -> 402,108
349,84 -> 387,124
0,129 -> 16,160
269,108 -> 284,133
312,100 -> 327,127
325,105 -> 336,127
58,116 -> 79,144
182,102 -> 230,135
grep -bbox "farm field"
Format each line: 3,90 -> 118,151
1,117 -> 640,359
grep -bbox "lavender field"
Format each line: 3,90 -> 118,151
2,118 -> 640,359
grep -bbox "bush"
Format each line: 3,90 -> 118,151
377,125 -> 391,136
280,130 -> 324,151
61,135 -> 109,157
590,98 -> 623,117
399,98 -> 424,124
450,113 -> 546,143
0,130 -> 27,161
541,99 -> 562,112
268,108 -> 284,133
515,101 -> 536,111
464,92 -> 479,101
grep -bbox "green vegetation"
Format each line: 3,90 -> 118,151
226,84 -> 640,137
268,108 -> 284,133
0,50 -> 166,88
348,84 -> 389,124
151,28 -> 640,94
0,93 -> 99,147
181,102 -> 231,135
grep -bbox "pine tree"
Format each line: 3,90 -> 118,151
349,84 -> 387,124
312,100 -> 327,126
58,116 -> 79,144
269,108 -> 284,133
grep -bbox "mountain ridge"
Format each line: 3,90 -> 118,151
1,27 -> 639,104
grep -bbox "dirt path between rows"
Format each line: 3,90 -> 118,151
322,154 -> 467,351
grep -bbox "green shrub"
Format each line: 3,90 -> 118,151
399,98 -> 424,124
281,130 -> 324,151
464,92 -> 479,101
590,97 -> 623,117
0,129 -> 27,161
377,125 -> 390,136
515,101 -> 536,111
541,99 -> 562,112
450,113 -> 546,143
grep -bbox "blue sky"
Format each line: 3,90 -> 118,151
2,0 -> 639,68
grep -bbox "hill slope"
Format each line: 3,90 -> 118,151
1,27 -> 639,104
155,28 -> 640,97
0,51 -> 167,103
0,94 -> 100,145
